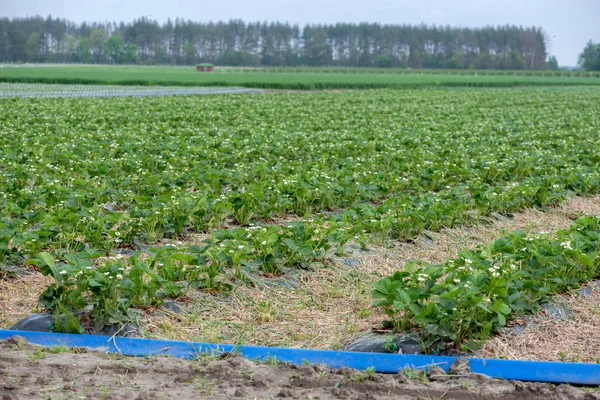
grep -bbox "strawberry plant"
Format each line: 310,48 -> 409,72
374,215 -> 600,352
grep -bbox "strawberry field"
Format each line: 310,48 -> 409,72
1,86 -> 600,353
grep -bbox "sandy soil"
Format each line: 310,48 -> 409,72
0,336 -> 598,400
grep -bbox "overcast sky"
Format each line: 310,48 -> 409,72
2,0 -> 599,66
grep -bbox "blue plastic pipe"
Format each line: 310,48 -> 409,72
1,329 -> 599,385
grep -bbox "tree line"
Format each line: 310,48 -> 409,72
0,15 -> 553,69
579,41 -> 600,71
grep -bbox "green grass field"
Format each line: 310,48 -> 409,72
1,64 -> 599,89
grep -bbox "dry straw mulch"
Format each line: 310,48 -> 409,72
0,273 -> 53,329
481,287 -> 600,363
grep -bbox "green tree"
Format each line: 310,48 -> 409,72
475,52 -> 493,69
77,37 -> 90,63
124,43 -> 139,64
446,51 -> 465,69
408,36 -> 424,68
106,33 -> 125,63
302,26 -> 332,66
65,34 -> 78,58
24,32 -> 41,62
510,50 -> 526,70
156,45 -> 169,64
578,41 -> 600,71
548,55 -> 559,70
89,28 -> 108,63
376,55 -> 392,68
183,41 -> 197,64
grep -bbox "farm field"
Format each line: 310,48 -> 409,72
1,64 -> 600,89
1,85 -> 600,361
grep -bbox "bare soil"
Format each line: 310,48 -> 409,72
0,337 -> 598,400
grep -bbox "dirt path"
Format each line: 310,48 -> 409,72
0,337 -> 598,400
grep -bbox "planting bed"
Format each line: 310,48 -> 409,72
0,83 -> 265,98
1,86 -> 600,367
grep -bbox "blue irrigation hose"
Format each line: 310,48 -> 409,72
1,329 -> 599,385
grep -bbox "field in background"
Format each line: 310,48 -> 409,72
1,64 -> 599,89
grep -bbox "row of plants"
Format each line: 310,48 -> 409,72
0,168 -> 582,267
220,66 -> 600,78
24,220 -> 333,331
373,215 -> 600,353
2,76 -> 600,90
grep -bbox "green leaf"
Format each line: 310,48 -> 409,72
267,232 -> 279,244
119,277 -> 135,290
476,302 -> 491,313
372,278 -> 399,300
492,301 -> 511,315
38,252 -> 55,269
496,312 -> 506,326
283,238 -> 299,251
396,289 -> 411,304
88,279 -> 102,287
171,253 -> 196,263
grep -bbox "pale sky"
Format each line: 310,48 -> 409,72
1,0 -> 599,66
